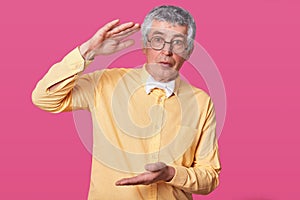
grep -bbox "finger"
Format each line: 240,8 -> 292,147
115,173 -> 149,186
96,19 -> 120,35
112,24 -> 140,40
113,23 -> 140,36
145,162 -> 167,172
115,177 -> 138,186
108,22 -> 137,36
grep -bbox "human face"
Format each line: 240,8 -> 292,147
143,20 -> 190,82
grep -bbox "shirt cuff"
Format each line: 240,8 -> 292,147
166,165 -> 188,187
63,47 -> 93,71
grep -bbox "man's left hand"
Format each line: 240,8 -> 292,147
115,162 -> 175,186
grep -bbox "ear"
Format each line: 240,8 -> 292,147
185,46 -> 194,60
141,41 -> 147,54
142,47 -> 147,55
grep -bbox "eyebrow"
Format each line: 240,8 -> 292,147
151,30 -> 185,39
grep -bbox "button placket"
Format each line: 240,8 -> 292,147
149,93 -> 165,163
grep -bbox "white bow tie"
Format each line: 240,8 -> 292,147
145,76 -> 175,98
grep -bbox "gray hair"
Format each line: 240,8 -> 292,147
141,5 -> 196,53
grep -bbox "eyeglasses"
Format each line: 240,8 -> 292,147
147,36 -> 187,54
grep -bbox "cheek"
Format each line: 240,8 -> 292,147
174,56 -> 186,69
145,50 -> 160,63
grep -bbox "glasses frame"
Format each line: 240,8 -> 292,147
147,36 -> 188,54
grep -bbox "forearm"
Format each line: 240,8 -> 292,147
168,163 -> 220,194
167,112 -> 221,195
32,20 -> 139,113
32,47 -> 91,113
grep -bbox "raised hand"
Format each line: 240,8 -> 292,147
79,19 -> 140,60
115,162 -> 175,186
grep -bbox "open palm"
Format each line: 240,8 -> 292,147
80,19 -> 140,60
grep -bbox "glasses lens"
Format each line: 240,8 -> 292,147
150,36 -> 164,50
149,36 -> 187,54
172,40 -> 185,54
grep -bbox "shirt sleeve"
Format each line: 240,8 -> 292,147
167,99 -> 221,194
31,47 -> 100,113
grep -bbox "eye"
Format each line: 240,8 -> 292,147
172,40 -> 184,46
152,36 -> 164,43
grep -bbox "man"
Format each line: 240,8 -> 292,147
32,5 -> 221,200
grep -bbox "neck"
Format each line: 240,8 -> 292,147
145,66 -> 178,83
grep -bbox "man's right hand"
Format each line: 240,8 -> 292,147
79,19 -> 140,60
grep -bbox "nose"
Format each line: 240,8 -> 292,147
161,43 -> 173,56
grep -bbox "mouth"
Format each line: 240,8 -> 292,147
158,61 -> 172,68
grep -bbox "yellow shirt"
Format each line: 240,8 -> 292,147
32,47 -> 221,200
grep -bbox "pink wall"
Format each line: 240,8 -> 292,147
1,0 -> 299,199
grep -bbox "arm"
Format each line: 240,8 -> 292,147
116,99 -> 221,195
167,99 -> 221,194
31,48 -> 93,112
32,19 -> 140,113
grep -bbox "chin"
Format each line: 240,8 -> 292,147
146,63 -> 178,81
157,72 -> 178,82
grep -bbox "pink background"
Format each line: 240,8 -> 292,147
1,0 -> 300,199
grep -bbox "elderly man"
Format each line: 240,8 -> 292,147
32,5 -> 221,200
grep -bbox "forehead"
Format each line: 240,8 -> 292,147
148,20 -> 188,38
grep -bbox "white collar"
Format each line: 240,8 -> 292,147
145,76 -> 175,98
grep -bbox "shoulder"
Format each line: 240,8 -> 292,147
178,79 -> 211,102
98,67 -> 132,80
102,67 -> 142,76
96,67 -> 142,85
177,79 -> 215,114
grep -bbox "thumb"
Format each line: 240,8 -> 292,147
144,162 -> 167,172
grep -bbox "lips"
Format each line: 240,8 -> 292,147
159,61 -> 172,67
